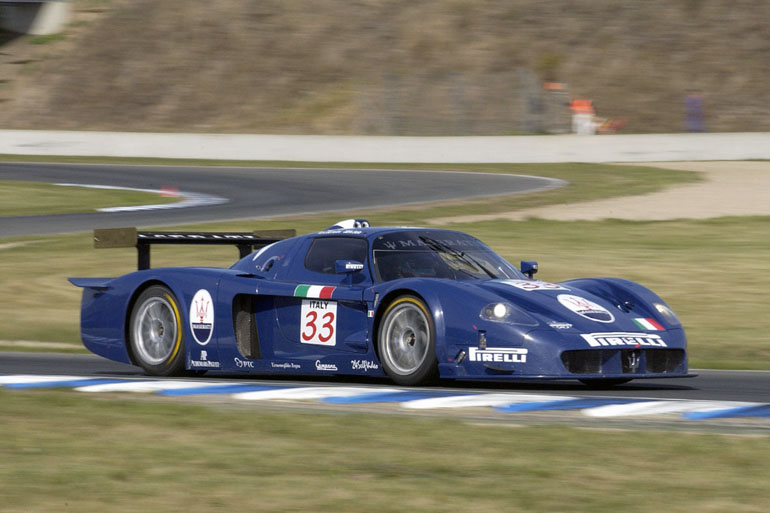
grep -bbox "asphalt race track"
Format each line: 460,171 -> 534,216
1,352 -> 768,404
2,352 -> 768,431
1,161 -> 767,428
0,162 -> 563,236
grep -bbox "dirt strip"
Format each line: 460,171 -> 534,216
429,161 -> 770,224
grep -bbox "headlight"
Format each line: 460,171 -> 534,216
480,302 -> 538,326
653,302 -> 681,327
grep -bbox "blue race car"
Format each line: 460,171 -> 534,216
70,219 -> 692,386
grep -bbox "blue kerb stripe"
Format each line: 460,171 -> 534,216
496,397 -> 643,413
683,404 -> 770,420
323,391 -> 474,404
4,379 -> 128,389
158,385 -> 290,396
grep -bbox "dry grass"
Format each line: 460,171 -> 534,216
0,181 -> 177,216
0,161 -> 701,348
1,389 -> 768,512
0,0 -> 768,134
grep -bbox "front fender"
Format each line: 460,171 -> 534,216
560,277 -> 682,330
371,279 -> 514,363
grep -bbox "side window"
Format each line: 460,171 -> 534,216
305,237 -> 368,274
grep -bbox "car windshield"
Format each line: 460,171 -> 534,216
372,230 -> 521,282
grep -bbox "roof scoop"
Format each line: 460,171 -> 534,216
327,219 -> 371,229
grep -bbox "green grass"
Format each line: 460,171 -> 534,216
1,159 -> 768,511
0,180 -> 178,216
1,389 -> 768,513
0,161 -> 697,344
2,215 -> 769,369
28,33 -> 66,45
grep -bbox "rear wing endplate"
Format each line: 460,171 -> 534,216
93,227 -> 296,270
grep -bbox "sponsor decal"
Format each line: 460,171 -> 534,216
300,300 -> 337,346
548,321 -> 573,330
294,284 -> 336,299
344,262 -> 365,271
351,359 -> 379,372
317,229 -> 364,235
557,294 -> 615,323
468,347 -> 528,363
315,360 -> 338,372
581,332 -> 668,348
497,279 -> 569,291
234,357 -> 255,369
190,289 -> 214,345
138,232 -> 255,242
632,318 -> 665,331
190,351 -> 220,368
190,360 -> 220,368
378,237 -> 483,251
271,362 -> 301,370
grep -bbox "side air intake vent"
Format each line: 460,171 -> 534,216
233,295 -> 260,359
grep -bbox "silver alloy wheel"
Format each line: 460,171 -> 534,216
132,296 -> 178,366
380,301 -> 431,375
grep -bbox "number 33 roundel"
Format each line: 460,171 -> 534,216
300,300 -> 337,346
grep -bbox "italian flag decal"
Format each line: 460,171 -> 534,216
633,318 -> 665,331
294,284 -> 336,299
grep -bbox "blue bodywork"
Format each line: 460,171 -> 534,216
70,225 -> 691,382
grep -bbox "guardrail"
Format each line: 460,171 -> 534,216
1,130 -> 769,163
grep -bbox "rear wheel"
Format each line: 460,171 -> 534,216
129,285 -> 186,376
377,295 -> 438,386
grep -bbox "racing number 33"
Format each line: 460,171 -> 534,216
300,300 -> 338,346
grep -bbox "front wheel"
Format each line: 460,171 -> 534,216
377,295 -> 438,386
129,285 -> 186,376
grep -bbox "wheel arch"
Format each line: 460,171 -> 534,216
372,286 -> 447,363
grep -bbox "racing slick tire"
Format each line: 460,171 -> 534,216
377,295 -> 438,386
129,285 -> 187,376
579,378 -> 632,388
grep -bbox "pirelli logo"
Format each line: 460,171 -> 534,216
468,347 -> 528,363
581,332 -> 667,348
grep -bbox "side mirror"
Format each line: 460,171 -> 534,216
336,260 -> 364,274
520,260 -> 538,279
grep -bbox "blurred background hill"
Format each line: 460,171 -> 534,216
0,0 -> 768,135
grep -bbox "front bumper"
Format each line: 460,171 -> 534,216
439,327 -> 691,381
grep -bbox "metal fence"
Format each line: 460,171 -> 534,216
352,70 -> 571,136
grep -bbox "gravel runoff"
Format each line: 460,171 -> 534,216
429,161 -> 770,224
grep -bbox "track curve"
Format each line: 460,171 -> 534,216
0,162 -> 563,236
1,161 -> 767,425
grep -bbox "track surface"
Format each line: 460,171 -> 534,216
2,352 -> 767,404
1,161 -> 766,427
0,162 -> 561,236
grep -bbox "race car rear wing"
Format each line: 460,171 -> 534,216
93,227 -> 296,270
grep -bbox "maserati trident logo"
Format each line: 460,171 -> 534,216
189,289 -> 214,345
194,297 -> 209,323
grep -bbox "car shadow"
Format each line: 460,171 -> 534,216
193,371 -> 697,394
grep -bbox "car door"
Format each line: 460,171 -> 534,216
273,236 -> 371,358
